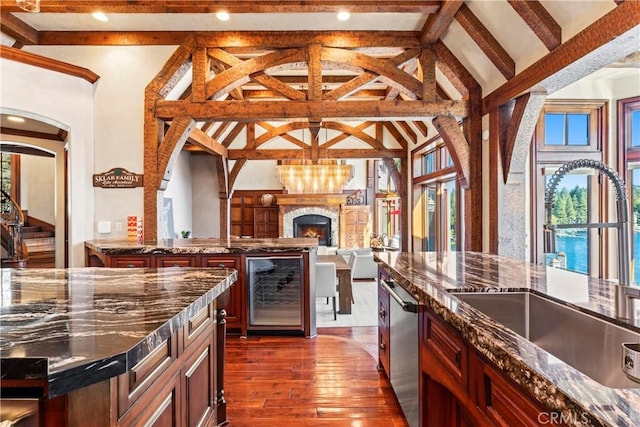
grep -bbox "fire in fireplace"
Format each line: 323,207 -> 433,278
293,214 -> 332,246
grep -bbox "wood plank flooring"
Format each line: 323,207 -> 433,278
225,326 -> 408,426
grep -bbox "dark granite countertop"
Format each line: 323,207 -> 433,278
374,251 -> 640,427
0,267 -> 237,398
85,237 -> 318,255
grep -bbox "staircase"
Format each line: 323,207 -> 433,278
22,215 -> 56,268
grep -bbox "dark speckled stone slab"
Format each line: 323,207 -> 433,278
374,251 -> 640,427
85,237 -> 318,255
0,267 -> 236,398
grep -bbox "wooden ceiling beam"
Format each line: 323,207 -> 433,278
209,48 -> 306,100
421,0 -> 464,44
455,3 -> 515,80
0,11 -> 38,45
0,1 -> 441,13
482,0 -> 640,114
382,122 -> 409,150
228,148 -> 406,160
188,127 -> 228,157
432,41 -> 480,97
500,90 -> 547,184
507,0 -> 561,51
432,115 -> 469,189
154,99 -> 469,121
326,48 -> 420,100
0,45 -> 99,83
36,30 -> 422,47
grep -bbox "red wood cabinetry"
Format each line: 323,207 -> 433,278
200,256 -> 245,335
253,207 -> 279,238
418,306 -> 566,427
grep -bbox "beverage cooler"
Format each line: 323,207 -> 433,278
246,256 -> 305,333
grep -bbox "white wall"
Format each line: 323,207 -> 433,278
1,59 -> 94,267
163,151 -> 193,238
191,155 -> 221,238
26,45 -> 176,243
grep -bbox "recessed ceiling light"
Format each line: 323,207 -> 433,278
92,11 -> 109,22
216,11 -> 230,21
7,116 -> 25,123
337,10 -> 350,21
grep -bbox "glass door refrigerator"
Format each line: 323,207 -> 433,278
246,256 -> 304,333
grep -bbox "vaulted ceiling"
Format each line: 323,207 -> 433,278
1,1 -> 638,247
1,1 -> 637,150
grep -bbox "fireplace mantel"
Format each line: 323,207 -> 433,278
276,194 -> 347,206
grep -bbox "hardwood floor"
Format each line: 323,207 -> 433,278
225,326 -> 408,426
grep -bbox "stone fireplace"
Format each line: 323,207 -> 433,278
277,194 -> 346,247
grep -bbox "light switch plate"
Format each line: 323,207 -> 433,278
98,221 -> 111,234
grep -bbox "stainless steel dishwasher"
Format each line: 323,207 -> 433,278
381,279 -> 419,427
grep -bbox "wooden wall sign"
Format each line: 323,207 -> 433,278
93,167 -> 143,188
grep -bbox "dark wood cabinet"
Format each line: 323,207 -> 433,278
418,306 -> 564,427
15,300 -> 222,426
200,255 -> 245,335
254,207 -> 279,238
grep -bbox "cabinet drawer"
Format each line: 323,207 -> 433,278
184,302 -> 214,350
478,360 -> 562,427
117,334 -> 178,417
422,311 -> 468,386
111,256 -> 152,268
200,256 -> 238,268
156,256 -> 196,268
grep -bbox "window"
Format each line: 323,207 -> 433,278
412,139 -> 460,251
532,100 -> 606,277
620,96 -> 640,284
0,153 -> 19,206
544,113 -> 589,146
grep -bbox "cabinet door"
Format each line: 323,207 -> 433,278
200,256 -> 245,335
157,256 -> 197,268
340,206 -> 370,248
181,333 -> 216,427
422,311 -> 468,389
254,207 -> 279,238
110,256 -> 152,268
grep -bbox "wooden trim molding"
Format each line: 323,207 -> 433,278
0,45 -> 99,83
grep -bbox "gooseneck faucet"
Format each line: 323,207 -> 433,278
543,159 -> 638,320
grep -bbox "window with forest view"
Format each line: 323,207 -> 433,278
534,100 -> 605,276
622,96 -> 640,284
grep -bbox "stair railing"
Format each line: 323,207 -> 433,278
1,189 -> 28,266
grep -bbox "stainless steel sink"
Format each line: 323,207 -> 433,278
452,291 -> 640,389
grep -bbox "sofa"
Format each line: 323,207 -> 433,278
336,248 -> 378,280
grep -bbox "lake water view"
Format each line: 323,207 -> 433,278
552,232 -> 640,282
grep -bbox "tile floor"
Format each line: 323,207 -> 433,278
316,280 -> 378,327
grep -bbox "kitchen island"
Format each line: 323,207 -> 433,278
0,266 -> 236,426
375,251 -> 640,427
85,238 -> 319,337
